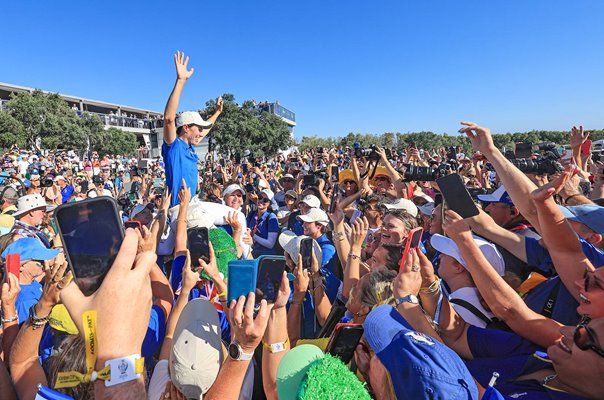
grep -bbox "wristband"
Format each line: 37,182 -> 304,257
1,312 -> 18,324
348,253 -> 361,261
104,354 -> 144,387
564,193 -> 582,204
262,338 -> 290,353
420,278 -> 441,294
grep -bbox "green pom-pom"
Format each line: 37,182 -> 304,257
297,354 -> 371,400
199,228 -> 237,281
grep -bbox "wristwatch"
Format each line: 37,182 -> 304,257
395,294 -> 419,306
228,341 -> 254,361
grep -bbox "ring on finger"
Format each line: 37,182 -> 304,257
411,265 -> 420,272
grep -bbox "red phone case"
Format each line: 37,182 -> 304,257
326,323 -> 363,353
6,253 -> 20,279
582,140 -> 592,156
399,227 -> 424,272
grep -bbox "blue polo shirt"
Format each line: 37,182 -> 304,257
16,280 -> 43,324
523,237 -> 604,326
162,137 -> 199,208
247,211 -> 279,258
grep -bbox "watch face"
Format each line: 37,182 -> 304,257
228,343 -> 240,359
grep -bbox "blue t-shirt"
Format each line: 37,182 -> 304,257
247,211 -> 279,257
523,237 -> 604,326
162,137 -> 199,208
16,280 -> 43,324
60,185 -> 74,204
142,304 -> 167,371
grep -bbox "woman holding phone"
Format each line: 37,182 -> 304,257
246,189 -> 279,258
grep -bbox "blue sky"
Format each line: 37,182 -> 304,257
2,1 -> 604,139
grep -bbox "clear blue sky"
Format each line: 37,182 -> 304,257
3,1 -> 604,139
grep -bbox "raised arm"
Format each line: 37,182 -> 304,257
174,180 -> 191,256
466,208 -> 527,263
459,122 -> 541,232
163,51 -> 195,145
342,217 -> 367,301
530,168 -> 595,303
442,210 -> 563,348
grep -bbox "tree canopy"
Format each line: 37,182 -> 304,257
200,94 -> 293,157
0,90 -> 139,156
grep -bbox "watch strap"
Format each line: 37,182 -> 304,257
395,294 -> 419,306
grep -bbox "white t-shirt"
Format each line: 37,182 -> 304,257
449,287 -> 495,328
147,359 -> 170,400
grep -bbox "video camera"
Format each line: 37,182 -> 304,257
302,168 -> 329,188
402,163 -> 452,182
354,144 -> 391,161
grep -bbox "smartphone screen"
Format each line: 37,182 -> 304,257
187,227 -> 210,268
436,173 -> 479,219
300,238 -> 313,270
255,257 -> 286,303
54,197 -> 124,296
124,220 -> 142,233
331,165 -> 339,182
6,253 -> 20,279
326,323 -> 364,364
399,227 -> 423,272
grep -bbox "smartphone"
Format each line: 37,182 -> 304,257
300,237 -> 313,270
331,165 -> 339,182
255,256 -> 286,303
581,140 -> 592,156
54,197 -> 124,296
329,183 -> 339,214
436,173 -> 479,219
514,142 -> 532,159
5,253 -> 20,279
325,323 -> 364,364
242,164 -> 249,174
227,260 -> 257,304
187,227 -> 210,268
124,220 -> 142,233
399,227 -> 423,272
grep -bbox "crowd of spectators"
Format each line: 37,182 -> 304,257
0,52 -> 603,399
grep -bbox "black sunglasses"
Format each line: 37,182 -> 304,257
584,269 -> 603,293
574,319 -> 604,359
259,197 -> 271,203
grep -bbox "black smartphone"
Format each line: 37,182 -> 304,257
300,237 -> 313,270
54,197 -> 124,296
515,142 -> 532,159
331,165 -> 339,182
435,173 -> 479,218
187,227 -> 210,268
255,256 -> 286,303
325,323 -> 364,364
329,183 -> 339,214
124,220 -> 142,233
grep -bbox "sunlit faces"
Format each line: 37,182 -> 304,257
380,214 -> 408,245
183,124 -> 206,146
224,190 -> 244,209
302,221 -> 322,238
366,246 -> 388,270
484,202 -> 515,227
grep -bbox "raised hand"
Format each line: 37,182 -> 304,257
350,216 -> 369,251
228,292 -> 272,354
174,51 -> 194,81
216,96 -> 224,113
225,211 -> 242,233
272,272 -> 291,310
182,250 -> 200,293
393,248 -> 422,297
459,122 -> 496,155
530,165 -> 577,203
178,178 -> 191,205
293,255 -> 310,299
199,242 -> 220,281
570,125 -> 589,149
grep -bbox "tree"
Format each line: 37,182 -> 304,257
201,94 -> 293,157
93,127 -> 138,156
0,111 -> 26,149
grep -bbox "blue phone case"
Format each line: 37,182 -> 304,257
227,260 -> 258,304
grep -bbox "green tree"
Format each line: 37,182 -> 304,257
0,111 -> 26,149
201,94 -> 293,157
93,127 -> 137,156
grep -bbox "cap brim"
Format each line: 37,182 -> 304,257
12,205 -> 48,219
277,345 -> 324,400
429,234 -> 462,264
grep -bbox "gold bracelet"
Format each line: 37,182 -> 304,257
420,278 -> 441,294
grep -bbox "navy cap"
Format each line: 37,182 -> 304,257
364,305 -> 479,400
1,237 -> 59,262
477,185 -> 514,206
559,204 -> 604,235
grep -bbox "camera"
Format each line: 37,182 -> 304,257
41,176 -> 54,188
507,142 -> 563,175
402,163 -> 451,182
354,145 -> 391,161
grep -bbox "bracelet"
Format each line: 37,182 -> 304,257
1,312 -> 18,324
564,193 -> 582,204
420,278 -> 441,294
348,253 -> 361,261
262,338 -> 290,353
217,291 -> 227,299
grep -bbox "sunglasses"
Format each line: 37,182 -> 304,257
259,197 -> 271,203
574,318 -> 604,358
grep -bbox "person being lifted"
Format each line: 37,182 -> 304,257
163,51 -> 223,207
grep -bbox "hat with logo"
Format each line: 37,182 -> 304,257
260,188 -> 275,202
299,195 -> 320,209
1,237 -> 60,262
477,185 -> 513,206
430,234 -> 505,275
297,208 -> 329,226
364,305 -> 479,400
175,111 -> 213,129
170,299 -> 223,399
12,194 -> 48,218
559,204 -> 604,235
383,198 -> 418,218
222,184 -> 246,198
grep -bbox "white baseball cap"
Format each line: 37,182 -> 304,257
297,208 -> 329,226
278,230 -> 323,262
430,234 -> 505,276
383,198 -> 418,218
299,195 -> 320,209
186,203 -> 215,229
170,299 -> 223,399
175,111 -> 213,129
